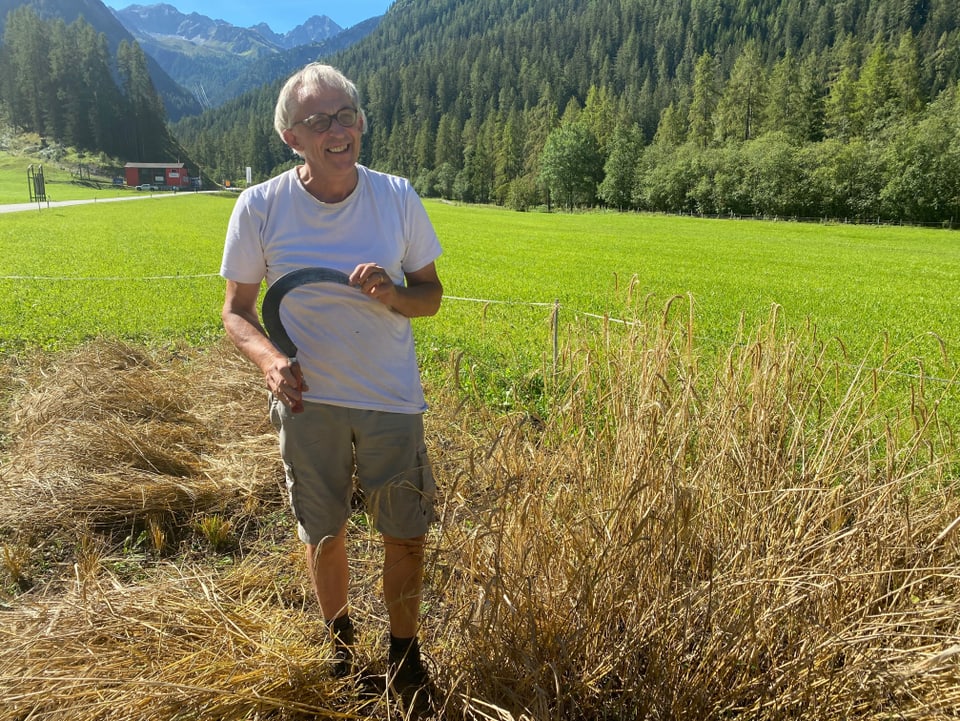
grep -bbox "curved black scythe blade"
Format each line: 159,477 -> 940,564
260,267 -> 351,358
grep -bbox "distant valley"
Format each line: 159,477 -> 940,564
0,0 -> 380,117
109,3 -> 380,108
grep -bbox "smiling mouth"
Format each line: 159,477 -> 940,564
328,144 -> 350,154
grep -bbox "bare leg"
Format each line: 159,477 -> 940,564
306,524 -> 349,621
382,534 -> 425,638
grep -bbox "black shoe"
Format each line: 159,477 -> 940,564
387,640 -> 436,715
332,643 -> 354,679
388,651 -> 430,691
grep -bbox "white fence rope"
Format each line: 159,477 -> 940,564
443,294 -> 555,307
0,274 -> 220,281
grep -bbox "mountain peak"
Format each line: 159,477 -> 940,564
111,4 -> 342,48
104,3 -> 369,109
282,15 -> 342,49
250,22 -> 281,45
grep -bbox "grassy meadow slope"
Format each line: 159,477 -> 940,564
0,133 -> 158,205
1,188 -> 959,719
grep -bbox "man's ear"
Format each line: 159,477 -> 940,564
282,128 -> 301,152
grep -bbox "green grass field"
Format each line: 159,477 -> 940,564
0,195 -> 232,348
3,194 -> 959,379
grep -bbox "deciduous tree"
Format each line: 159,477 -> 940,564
540,122 -> 604,210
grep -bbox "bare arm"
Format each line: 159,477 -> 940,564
349,262 -> 443,318
221,279 -> 307,411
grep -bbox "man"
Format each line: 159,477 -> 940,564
220,63 -> 442,693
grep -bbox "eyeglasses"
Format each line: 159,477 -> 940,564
292,106 -> 359,133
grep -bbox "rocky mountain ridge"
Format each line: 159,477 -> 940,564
107,3 -> 379,109
110,3 -> 343,52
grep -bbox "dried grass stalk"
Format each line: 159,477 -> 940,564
427,305 -> 960,720
0,340 -> 276,538
2,314 -> 959,720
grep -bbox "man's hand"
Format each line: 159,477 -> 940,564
267,358 -> 308,413
351,263 -> 396,305
222,279 -> 309,413
349,262 -> 443,318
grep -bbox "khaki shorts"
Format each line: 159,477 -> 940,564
269,397 -> 436,544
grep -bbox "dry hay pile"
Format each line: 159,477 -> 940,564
0,340 -> 274,537
1,315 -> 960,720
0,340 -> 460,720
0,341 -> 340,719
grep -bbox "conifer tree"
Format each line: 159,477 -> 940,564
763,52 -> 794,139
687,51 -> 720,147
653,102 -> 686,146
579,85 -> 617,155
494,107 -> 525,204
76,20 -> 124,156
824,65 -> 860,139
856,40 -> 897,133
435,113 -> 462,168
117,40 -> 168,160
714,41 -> 767,143
2,7 -> 51,134
892,31 -> 924,114
599,122 -> 643,209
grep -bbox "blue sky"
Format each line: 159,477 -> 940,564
102,1 -> 394,34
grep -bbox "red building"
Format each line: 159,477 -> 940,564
124,162 -> 192,189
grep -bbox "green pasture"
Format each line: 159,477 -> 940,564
0,150 -> 140,204
1,193 -> 959,408
426,203 -> 960,369
0,195 -> 231,348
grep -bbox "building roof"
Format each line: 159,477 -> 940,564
123,162 -> 186,169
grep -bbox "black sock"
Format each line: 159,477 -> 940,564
389,634 -> 419,659
329,615 -> 354,644
328,615 -> 355,678
388,634 -> 429,686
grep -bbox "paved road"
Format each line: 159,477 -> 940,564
0,190 -> 213,214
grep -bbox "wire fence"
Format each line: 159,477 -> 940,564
441,294 -> 958,388
1,272 -> 956,387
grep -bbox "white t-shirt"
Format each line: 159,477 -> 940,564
221,165 -> 442,414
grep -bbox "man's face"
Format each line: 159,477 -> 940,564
284,86 -> 363,177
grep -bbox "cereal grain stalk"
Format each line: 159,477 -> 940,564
0,304 -> 957,720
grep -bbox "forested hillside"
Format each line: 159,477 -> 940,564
0,6 -> 184,162
4,0 -> 960,222
0,0 -> 201,120
172,0 -> 960,223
